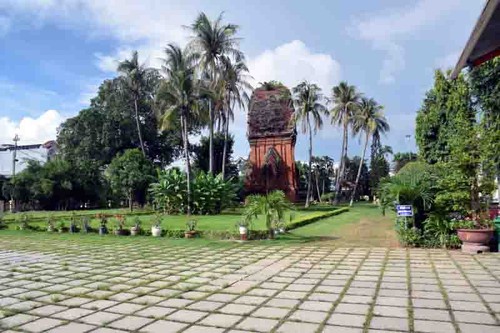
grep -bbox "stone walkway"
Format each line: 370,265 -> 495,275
0,241 -> 499,333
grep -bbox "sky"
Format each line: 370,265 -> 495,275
0,0 -> 485,166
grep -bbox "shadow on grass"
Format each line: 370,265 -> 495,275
275,232 -> 341,244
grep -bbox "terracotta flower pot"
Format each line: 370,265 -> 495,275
457,229 -> 494,253
457,229 -> 494,244
185,231 -> 197,239
130,227 -> 140,236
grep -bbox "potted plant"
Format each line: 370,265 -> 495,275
131,217 -> 141,236
98,214 -> 108,235
455,214 -> 495,253
185,220 -> 198,238
58,221 -> 68,233
114,215 -> 129,236
151,214 -> 162,237
0,214 -> 7,230
236,220 -> 250,240
81,217 -> 92,233
18,214 -> 31,231
69,213 -> 79,233
47,216 -> 55,232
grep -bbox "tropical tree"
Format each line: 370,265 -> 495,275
330,81 -> 361,203
393,152 -> 418,173
107,149 -> 155,211
292,81 -> 327,207
188,12 -> 243,174
350,97 -> 389,206
117,51 -> 155,156
220,57 -> 252,179
156,44 -> 200,215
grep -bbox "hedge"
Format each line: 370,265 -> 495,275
286,207 -> 349,230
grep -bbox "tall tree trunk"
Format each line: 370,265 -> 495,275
334,112 -> 348,204
322,178 -> 325,197
350,131 -> 369,207
134,98 -> 146,157
208,101 -> 214,174
129,188 -> 133,212
305,117 -> 313,208
221,103 -> 230,180
316,172 -> 321,203
181,113 -> 192,216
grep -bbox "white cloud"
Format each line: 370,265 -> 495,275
248,40 -> 341,93
435,51 -> 460,70
0,15 -> 11,36
349,0 -> 462,84
0,110 -> 65,145
230,40 -> 342,160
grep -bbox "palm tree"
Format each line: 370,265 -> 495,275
156,44 -> 200,216
349,97 -> 389,206
220,56 -> 252,179
293,81 -> 327,207
117,51 -> 152,156
188,12 -> 243,175
330,81 -> 361,203
243,190 -> 292,239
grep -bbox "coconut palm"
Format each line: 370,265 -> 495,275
188,12 -> 243,174
156,44 -> 200,215
293,81 -> 327,207
349,97 -> 389,206
330,81 -> 361,203
220,56 -> 252,179
117,51 -> 153,156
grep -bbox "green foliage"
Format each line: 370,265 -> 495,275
379,162 -> 435,226
149,169 -> 236,215
186,220 -> 197,231
423,215 -> 459,249
395,218 -> 422,247
243,190 -> 293,237
193,134 -> 238,177
107,149 -> 156,210
191,172 -> 236,214
393,152 -> 418,173
149,168 -> 187,214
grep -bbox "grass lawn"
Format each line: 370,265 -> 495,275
279,203 -> 399,247
1,203 -> 398,247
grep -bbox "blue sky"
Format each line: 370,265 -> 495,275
0,0 -> 485,164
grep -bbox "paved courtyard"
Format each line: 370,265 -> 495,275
0,236 -> 499,333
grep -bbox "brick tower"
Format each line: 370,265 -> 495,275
244,83 -> 298,201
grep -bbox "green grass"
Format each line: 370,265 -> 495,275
1,204 -> 399,247
278,203 -> 399,247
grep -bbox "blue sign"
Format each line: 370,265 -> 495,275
396,205 -> 413,217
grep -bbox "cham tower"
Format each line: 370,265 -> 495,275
244,82 -> 298,201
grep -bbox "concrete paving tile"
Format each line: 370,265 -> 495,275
0,314 -> 39,329
182,325 -> 225,333
369,316 -> 408,331
414,320 -> 458,333
167,309 -> 208,323
140,319 -> 189,333
18,318 -> 64,332
236,317 -> 279,332
372,305 -> 408,318
46,322 -> 96,333
328,313 -> 366,327
265,298 -> 300,308
51,307 -> 95,320
276,321 -> 319,333
199,313 -> 242,328
322,326 -> 363,333
108,315 -> 154,330
453,310 -> 497,324
79,311 -> 123,325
